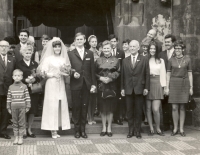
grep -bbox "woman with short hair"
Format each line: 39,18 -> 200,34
95,40 -> 120,137
165,40 -> 193,137
16,45 -> 40,139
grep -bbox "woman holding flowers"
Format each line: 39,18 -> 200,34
37,37 -> 71,138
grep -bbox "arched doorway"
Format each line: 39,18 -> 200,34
13,0 -> 115,49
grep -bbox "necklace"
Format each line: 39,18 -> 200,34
175,56 -> 184,68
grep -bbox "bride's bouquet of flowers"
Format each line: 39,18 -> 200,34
60,64 -> 71,76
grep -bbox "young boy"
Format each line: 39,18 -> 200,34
7,69 -> 31,145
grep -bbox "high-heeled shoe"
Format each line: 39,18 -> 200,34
157,131 -> 165,136
171,130 -> 178,136
180,132 -> 186,137
148,130 -> 154,136
51,131 -> 57,139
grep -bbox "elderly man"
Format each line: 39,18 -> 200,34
121,40 -> 150,139
0,40 -> 16,139
141,29 -> 162,52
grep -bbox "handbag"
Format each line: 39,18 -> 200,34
31,82 -> 43,94
186,95 -> 196,111
102,89 -> 116,99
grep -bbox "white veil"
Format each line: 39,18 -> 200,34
37,37 -> 71,74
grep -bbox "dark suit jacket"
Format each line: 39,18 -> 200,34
159,50 -> 175,70
68,48 -> 96,91
16,60 -> 40,93
0,55 -> 16,95
121,54 -> 150,95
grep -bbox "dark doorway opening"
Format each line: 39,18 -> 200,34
14,0 -> 114,48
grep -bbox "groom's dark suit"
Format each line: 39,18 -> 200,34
121,54 -> 150,133
0,54 -> 15,135
68,48 -> 96,133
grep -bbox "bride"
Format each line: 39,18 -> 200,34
37,37 -> 71,138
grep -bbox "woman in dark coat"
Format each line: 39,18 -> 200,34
95,40 -> 120,137
16,45 -> 40,138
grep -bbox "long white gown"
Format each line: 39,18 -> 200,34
41,55 -> 71,130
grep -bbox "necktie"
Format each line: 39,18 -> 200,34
112,49 -> 116,57
2,56 -> 6,67
132,56 -> 135,67
167,50 -> 170,60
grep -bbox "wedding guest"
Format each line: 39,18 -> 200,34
141,29 -> 162,53
38,37 -> 71,138
4,36 -> 16,56
35,34 -> 50,63
7,69 -> 31,145
122,39 -> 131,58
121,40 -> 150,139
16,45 -> 40,139
101,34 -> 125,125
87,35 -> 100,125
159,34 -> 176,131
165,40 -> 193,137
140,40 -> 151,126
68,32 -> 96,139
14,29 -> 29,62
146,41 -> 166,136
0,40 -> 16,139
96,40 -> 120,137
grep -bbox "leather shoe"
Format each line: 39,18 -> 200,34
127,132 -> 133,138
27,132 -> 36,138
135,132 -> 142,139
100,132 -> 107,137
81,132 -> 88,138
156,131 -> 165,136
114,119 -> 123,125
107,132 -> 113,137
74,132 -> 80,138
180,132 -> 186,137
171,130 -> 178,136
0,134 -> 11,139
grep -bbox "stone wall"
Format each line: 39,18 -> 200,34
0,0 -> 13,40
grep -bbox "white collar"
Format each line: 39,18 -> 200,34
1,54 -> 7,58
76,46 -> 84,52
131,52 -> 138,58
23,59 -> 31,66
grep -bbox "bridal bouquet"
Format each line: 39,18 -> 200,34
60,64 -> 71,76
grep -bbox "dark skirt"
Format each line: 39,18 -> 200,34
28,93 -> 39,115
169,77 -> 190,104
147,76 -> 164,100
98,91 -> 115,113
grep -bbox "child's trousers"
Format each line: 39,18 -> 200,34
11,108 -> 26,136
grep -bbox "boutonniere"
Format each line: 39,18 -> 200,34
8,60 -> 11,63
85,52 -> 88,55
137,59 -> 140,62
117,52 -> 119,55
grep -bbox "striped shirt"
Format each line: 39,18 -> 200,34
7,82 -> 31,110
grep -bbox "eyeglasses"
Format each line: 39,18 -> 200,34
0,45 -> 9,48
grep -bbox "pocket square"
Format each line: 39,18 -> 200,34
86,58 -> 90,60
118,58 -> 121,59
137,60 -> 140,62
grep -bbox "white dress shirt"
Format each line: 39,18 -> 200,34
1,54 -> 7,66
20,42 -> 27,49
112,48 -> 116,56
76,47 -> 85,60
167,48 -> 174,60
131,53 -> 138,65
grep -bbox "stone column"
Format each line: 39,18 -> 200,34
172,0 -> 200,126
0,0 -> 13,40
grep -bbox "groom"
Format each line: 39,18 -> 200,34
68,32 -> 96,138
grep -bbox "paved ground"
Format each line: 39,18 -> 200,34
1,128 -> 200,155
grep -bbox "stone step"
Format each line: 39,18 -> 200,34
7,116 -> 152,135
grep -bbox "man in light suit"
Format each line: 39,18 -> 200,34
68,32 -> 96,139
159,34 -> 176,131
121,40 -> 150,139
0,40 -> 16,139
14,29 -> 29,62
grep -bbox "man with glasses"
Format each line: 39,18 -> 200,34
0,40 -> 16,139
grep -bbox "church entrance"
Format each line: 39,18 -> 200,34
13,0 -> 115,50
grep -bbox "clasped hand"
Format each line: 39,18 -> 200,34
100,77 -> 112,84
74,72 -> 80,79
25,77 -> 36,84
